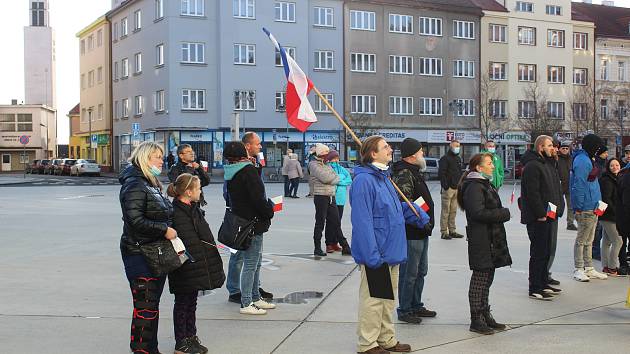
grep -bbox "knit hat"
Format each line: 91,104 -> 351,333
325,150 -> 339,162
581,134 -> 604,158
560,141 -> 571,148
400,138 -> 422,158
315,143 -> 330,157
597,145 -> 608,156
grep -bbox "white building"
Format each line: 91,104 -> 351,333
24,0 -> 56,109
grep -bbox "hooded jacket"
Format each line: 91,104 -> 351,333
309,159 -> 339,196
118,164 -> 173,256
392,160 -> 435,239
224,162 -> 274,235
570,149 -> 602,212
330,162 -> 352,206
520,149 -> 564,224
349,164 -> 430,268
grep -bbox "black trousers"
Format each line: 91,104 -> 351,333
469,269 -> 495,314
173,292 -> 198,342
620,233 -> 630,268
314,195 -> 346,246
283,175 -> 290,196
325,205 -> 345,244
527,220 -> 552,293
547,220 -> 558,276
289,177 -> 300,197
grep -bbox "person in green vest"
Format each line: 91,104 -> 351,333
481,140 -> 504,190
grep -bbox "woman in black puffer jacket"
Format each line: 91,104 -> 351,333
458,153 -> 512,336
167,173 -> 225,353
599,158 -> 622,276
119,141 -> 176,354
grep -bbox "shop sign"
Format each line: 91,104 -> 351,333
97,134 -> 109,145
181,131 -> 212,142
305,132 -> 340,142
263,131 -> 303,142
352,129 -> 426,142
427,130 -> 481,144
488,131 -> 530,144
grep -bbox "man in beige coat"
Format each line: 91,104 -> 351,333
286,153 -> 303,198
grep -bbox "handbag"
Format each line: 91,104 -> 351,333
218,207 -> 258,250
138,239 -> 184,276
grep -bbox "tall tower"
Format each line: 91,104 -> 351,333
24,0 -> 56,108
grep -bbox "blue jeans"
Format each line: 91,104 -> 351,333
397,238 -> 429,316
240,234 -> 263,307
226,252 -> 243,295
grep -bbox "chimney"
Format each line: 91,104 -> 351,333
11,99 -> 18,105
602,1 -> 615,6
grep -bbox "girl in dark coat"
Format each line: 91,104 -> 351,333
167,174 -> 225,354
457,153 -> 512,335
599,158 -> 622,276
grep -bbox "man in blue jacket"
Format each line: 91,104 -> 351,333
350,136 -> 429,354
570,134 -> 608,282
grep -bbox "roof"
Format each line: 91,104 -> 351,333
469,0 -> 508,13
348,0 -> 483,16
572,2 -> 630,38
68,103 -> 80,116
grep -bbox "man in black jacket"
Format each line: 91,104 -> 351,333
546,142 -> 565,286
168,144 -> 211,205
392,138 -> 437,324
520,135 -> 564,300
557,142 -> 576,230
438,140 -> 464,239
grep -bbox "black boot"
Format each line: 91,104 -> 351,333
470,312 -> 494,335
482,307 -> 506,330
314,240 -> 326,256
340,239 -> 352,255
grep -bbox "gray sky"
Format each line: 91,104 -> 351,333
1,0 -> 630,145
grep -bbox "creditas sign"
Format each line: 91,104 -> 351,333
426,130 -> 481,144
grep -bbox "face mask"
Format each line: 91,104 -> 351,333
481,172 -> 494,181
150,165 -> 162,176
487,148 -> 496,154
452,147 -> 460,155
417,156 -> 427,172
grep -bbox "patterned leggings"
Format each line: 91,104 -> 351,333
468,269 -> 495,313
173,292 -> 198,341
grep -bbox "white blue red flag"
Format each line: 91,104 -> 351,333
263,27 -> 317,132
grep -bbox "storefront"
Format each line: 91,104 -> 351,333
304,131 -> 341,163
180,131 -> 213,165
262,131 -> 304,168
488,131 -> 530,179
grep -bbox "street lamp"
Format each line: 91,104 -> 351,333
40,122 -> 48,158
87,107 -> 93,160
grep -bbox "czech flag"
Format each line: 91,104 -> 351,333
594,201 -> 608,216
546,202 -> 557,220
271,196 -> 283,212
263,28 -> 317,132
414,196 -> 430,212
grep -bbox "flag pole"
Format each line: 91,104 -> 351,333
310,85 -> 420,218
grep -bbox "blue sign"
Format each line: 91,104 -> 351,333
617,135 -> 622,145
91,134 -> 98,142
19,135 -> 29,145
132,123 -> 141,132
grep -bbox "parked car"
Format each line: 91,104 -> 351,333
26,159 -> 40,174
423,158 -> 440,180
71,159 -> 101,176
59,159 -> 76,175
37,159 -> 51,174
49,159 -> 64,175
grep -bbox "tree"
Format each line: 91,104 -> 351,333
516,82 -> 565,143
568,83 -> 602,140
475,72 -> 510,143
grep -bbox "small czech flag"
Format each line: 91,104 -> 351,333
271,195 -> 283,212
414,196 -> 430,212
594,201 -> 608,216
546,202 -> 557,220
258,152 -> 266,167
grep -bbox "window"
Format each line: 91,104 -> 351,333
453,20 -> 475,39
275,2 -> 295,22
183,89 -> 207,110
490,100 -> 507,118
601,59 -> 609,80
81,74 -> 85,89
601,99 -> 609,119
389,14 -> 413,34
88,70 -> 94,87
0,114 -> 33,132
31,1 -> 45,26
134,9 -> 141,30
351,95 -> 376,114
155,0 -> 164,19
97,67 -> 103,84
135,96 -> 144,116
181,42 -> 205,63
453,60 -> 474,78
489,24 -> 507,43
233,0 -> 255,19
490,62 -> 507,80
113,23 -> 118,41
0,114 -> 15,132
456,99 -> 475,116
275,47 -> 295,66
518,64 -> 536,82
275,92 -> 286,111
233,90 -> 255,110
389,55 -> 413,75
350,10 -> 375,31
314,50 -> 334,70
121,17 -> 128,37
419,17 -> 442,36
97,30 -> 103,47
80,40 -> 85,55
314,7 -> 333,27
155,90 -> 165,112
389,96 -> 413,115
122,58 -> 129,78
573,103 -> 587,120
573,68 -> 587,85
351,53 -> 376,72
547,66 -> 565,83
620,61 -> 626,81
114,62 -> 119,80
546,5 -> 561,15
547,102 -> 564,119
17,114 -> 33,131
88,35 -> 94,51
516,1 -> 534,12
419,97 -> 442,116
315,93 -> 334,113
518,27 -> 536,45
181,0 -> 204,16
234,44 -> 256,65
98,104 -> 104,120
574,32 -> 587,50
518,101 -> 535,118
419,57 -> 442,76
134,52 -> 142,73
156,44 -> 164,66
619,100 -> 627,118
122,98 -> 129,118
548,30 -> 565,47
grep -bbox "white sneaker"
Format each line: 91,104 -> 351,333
585,267 -> 608,280
254,299 -> 276,309
573,268 -> 590,282
240,303 -> 267,315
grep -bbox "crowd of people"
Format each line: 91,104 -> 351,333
117,132 -> 629,354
